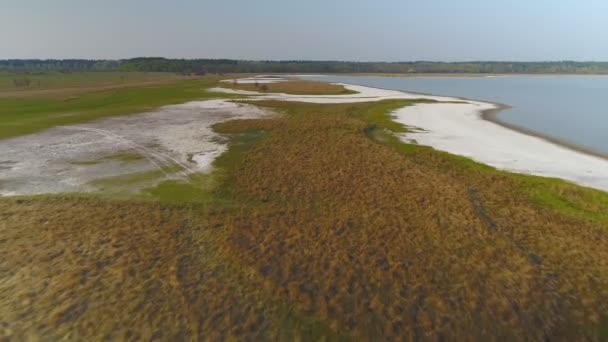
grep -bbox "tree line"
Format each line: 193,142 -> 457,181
2,58 -> 608,74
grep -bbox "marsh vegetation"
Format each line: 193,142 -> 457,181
225,79 -> 358,95
1,75 -> 607,340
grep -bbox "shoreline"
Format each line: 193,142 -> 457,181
5,76 -> 608,195
296,75 -> 608,162
400,87 -> 608,162
215,79 -> 608,192
387,97 -> 608,192
283,72 -> 608,78
481,107 -> 608,161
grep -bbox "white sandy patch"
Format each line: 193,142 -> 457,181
210,83 -> 451,103
286,74 -> 328,77
0,100 -> 271,196
392,102 -> 608,191
220,76 -> 289,84
209,88 -> 265,95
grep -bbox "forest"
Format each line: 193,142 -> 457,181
2,58 -> 608,74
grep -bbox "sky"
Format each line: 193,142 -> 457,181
1,0 -> 607,61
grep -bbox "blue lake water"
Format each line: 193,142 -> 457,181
302,75 -> 608,155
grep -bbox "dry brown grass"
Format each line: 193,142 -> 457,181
225,80 -> 357,95
215,101 -> 608,340
0,72 -> 199,99
2,100 -> 608,340
0,198 -> 340,340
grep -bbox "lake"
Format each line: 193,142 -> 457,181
301,75 -> 608,156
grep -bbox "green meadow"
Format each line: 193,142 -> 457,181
0,73 -> 241,139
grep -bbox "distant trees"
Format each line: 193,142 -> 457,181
95,59 -> 608,75
0,59 -> 119,72
2,58 -> 608,75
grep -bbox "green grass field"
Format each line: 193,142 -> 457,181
0,71 -> 185,91
0,73 -> 243,139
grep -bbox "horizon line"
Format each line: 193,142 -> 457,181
2,58 -> 608,64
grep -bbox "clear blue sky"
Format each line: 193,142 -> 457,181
2,0 -> 607,61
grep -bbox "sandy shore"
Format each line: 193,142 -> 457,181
481,106 -> 608,161
214,79 -> 608,192
209,83 -> 452,103
391,99 -> 608,192
4,77 -> 607,196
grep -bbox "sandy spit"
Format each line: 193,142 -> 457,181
209,83 -> 453,103
391,101 -> 608,191
217,79 -> 608,192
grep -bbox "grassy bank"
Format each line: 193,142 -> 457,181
0,71 -> 188,92
0,73 -> 239,139
1,77 -> 608,340
0,75 -> 359,140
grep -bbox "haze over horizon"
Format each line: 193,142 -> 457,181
2,0 -> 608,61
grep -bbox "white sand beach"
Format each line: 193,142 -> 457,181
392,101 -> 608,191
213,78 -> 608,192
